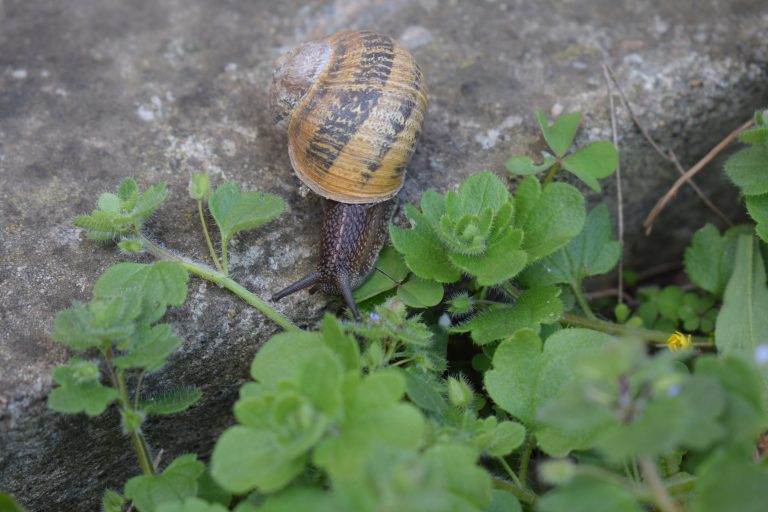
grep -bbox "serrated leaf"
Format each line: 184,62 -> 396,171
141,386 -> 202,415
715,235 -> 768,388
454,172 -> 509,216
724,145 -> 768,195
133,183 -> 169,225
102,489 -> 125,512
208,182 -> 284,245
537,112 -> 581,158
485,329 -> 612,427
561,141 -> 619,192
506,155 -> 557,176
521,205 -> 620,287
94,262 -> 189,324
398,276 -> 444,308
514,179 -> 585,262
124,454 -> 205,512
390,207 -> 462,283
738,126 -> 768,145
746,194 -> 768,243
114,323 -> 181,370
52,297 -> 140,351
449,228 -> 527,286
454,286 -> 563,344
47,359 -> 118,416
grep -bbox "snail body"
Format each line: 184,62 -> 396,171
270,30 -> 427,319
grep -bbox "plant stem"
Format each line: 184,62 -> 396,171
518,433 -> 535,485
542,161 -> 561,187
221,237 -> 229,277
639,456 -> 681,512
571,280 -> 596,319
116,370 -> 155,475
198,199 -> 225,274
497,456 -> 523,488
139,234 -> 301,332
492,477 -> 538,505
560,313 -> 713,346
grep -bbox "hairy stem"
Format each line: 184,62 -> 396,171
116,370 -> 154,475
639,456 -> 681,512
198,199 -> 225,274
571,280 -> 596,319
140,234 -> 300,332
497,456 -> 523,488
492,477 -> 538,505
518,433 -> 535,486
560,313 -> 712,346
542,161 -> 561,187
221,237 -> 230,277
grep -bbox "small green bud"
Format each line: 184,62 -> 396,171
189,172 -> 211,199
117,239 -> 143,253
121,408 -> 145,434
614,303 -> 630,323
448,293 -> 474,316
448,376 -> 474,408
539,459 -> 576,485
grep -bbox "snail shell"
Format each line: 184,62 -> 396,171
270,30 -> 428,319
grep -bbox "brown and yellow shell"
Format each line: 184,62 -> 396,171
271,30 -> 428,204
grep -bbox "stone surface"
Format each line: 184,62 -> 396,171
0,0 -> 766,509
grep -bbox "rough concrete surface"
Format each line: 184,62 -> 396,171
0,0 -> 766,509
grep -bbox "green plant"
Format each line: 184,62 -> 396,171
34,110 -> 768,512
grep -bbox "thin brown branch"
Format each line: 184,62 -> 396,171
643,117 -> 754,234
604,65 -> 625,305
603,65 -> 737,231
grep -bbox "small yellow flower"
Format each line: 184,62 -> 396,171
667,331 -> 692,351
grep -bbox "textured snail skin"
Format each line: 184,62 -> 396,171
270,30 -> 427,319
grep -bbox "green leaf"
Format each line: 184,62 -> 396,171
684,224 -> 748,296
488,490 -> 522,512
391,206 -> 462,283
313,371 -> 426,480
738,126 -> 768,145
538,476 -> 644,512
537,111 -> 581,158
506,155 -> 557,176
0,494 -> 27,512
141,386 -> 202,415
254,487 -> 337,512
320,314 -> 360,374
196,470 -> 232,507
102,489 -> 125,512
74,210 -> 124,240
211,426 -> 308,494
403,367 -> 450,417
521,205 -> 620,287
47,359 -> 118,416
485,329 -> 612,427
156,498 -> 229,512
453,172 -> 510,216
448,228 -> 527,286
715,235 -> 768,387
724,145 -> 768,195
98,192 -> 122,213
454,286 -> 563,344
94,262 -> 189,324
561,141 -> 619,192
113,323 -> 181,370
133,183 -> 170,225
746,194 -> 768,243
513,178 -> 586,262
398,276 -> 444,308
353,246 -> 410,302
52,297 -> 140,351
691,446 -> 768,512
124,454 -> 205,512
208,182 -> 284,245
189,173 -> 211,200
485,421 -> 526,456
118,177 -> 139,208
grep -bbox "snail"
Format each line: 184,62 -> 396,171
269,29 -> 428,320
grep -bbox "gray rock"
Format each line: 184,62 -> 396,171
1,0 -> 766,509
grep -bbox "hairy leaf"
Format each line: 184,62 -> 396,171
124,454 -> 205,512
